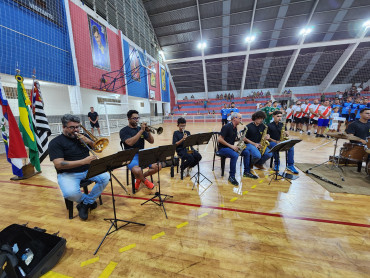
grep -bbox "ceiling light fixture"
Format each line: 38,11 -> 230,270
363,20 -> 370,29
299,27 -> 313,36
245,35 -> 256,43
197,42 -> 207,49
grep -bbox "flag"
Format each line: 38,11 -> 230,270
31,81 -> 51,163
0,81 -> 28,177
16,74 -> 41,172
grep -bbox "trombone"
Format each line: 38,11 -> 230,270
79,125 -> 109,153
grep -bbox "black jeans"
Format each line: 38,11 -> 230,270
222,119 -> 228,125
178,149 -> 202,169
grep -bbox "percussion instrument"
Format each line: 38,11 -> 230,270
326,132 -> 363,142
339,143 -> 367,162
366,161 -> 370,175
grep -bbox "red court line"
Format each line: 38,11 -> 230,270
1,179 -> 370,228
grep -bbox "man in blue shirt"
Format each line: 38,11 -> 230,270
229,102 -> 239,114
220,104 -> 229,126
355,99 -> 367,120
349,98 -> 361,122
341,96 -> 352,129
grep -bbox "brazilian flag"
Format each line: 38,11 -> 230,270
16,75 -> 40,172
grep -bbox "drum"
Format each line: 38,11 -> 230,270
366,138 -> 370,154
366,161 -> 370,175
339,143 -> 367,162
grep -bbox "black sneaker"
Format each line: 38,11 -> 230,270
228,176 -> 239,186
89,201 -> 98,211
76,203 -> 89,221
243,172 -> 258,179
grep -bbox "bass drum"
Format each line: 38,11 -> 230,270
367,161 -> 370,176
339,143 -> 367,162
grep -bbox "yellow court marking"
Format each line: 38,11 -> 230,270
176,222 -> 189,229
119,243 -> 136,253
152,231 -> 165,240
80,256 -> 99,267
270,170 -> 274,174
41,271 -> 73,278
258,179 -> 264,183
242,190 -> 248,195
198,212 -> 209,218
98,261 -> 118,278
251,185 -> 257,189
220,204 -> 225,207
230,197 -> 238,202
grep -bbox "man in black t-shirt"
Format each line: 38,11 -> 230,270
345,108 -> 370,145
217,112 -> 251,186
172,117 -> 202,177
119,110 -> 160,191
48,114 -> 109,221
244,111 -> 273,173
267,111 -> 298,174
88,107 -> 101,136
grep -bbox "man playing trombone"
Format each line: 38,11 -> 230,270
48,114 -> 110,221
119,110 -> 161,191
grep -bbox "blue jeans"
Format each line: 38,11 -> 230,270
269,141 -> 294,166
127,154 -> 152,170
57,170 -> 109,205
244,143 -> 273,172
217,147 -> 250,178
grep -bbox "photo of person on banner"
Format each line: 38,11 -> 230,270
161,68 -> 166,91
88,16 -> 111,71
150,71 -> 156,87
129,45 -> 141,82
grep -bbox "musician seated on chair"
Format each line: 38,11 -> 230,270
345,108 -> 370,145
48,114 -> 110,221
119,110 -> 161,191
172,117 -> 202,177
267,111 -> 299,174
243,111 -> 273,174
217,112 -> 251,186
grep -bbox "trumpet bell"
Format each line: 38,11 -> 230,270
93,138 -> 110,153
156,127 -> 163,135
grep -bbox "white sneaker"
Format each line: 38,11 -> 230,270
186,167 -> 192,177
300,130 -> 303,134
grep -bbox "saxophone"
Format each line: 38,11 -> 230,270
236,126 -> 248,155
280,115 -> 289,142
260,124 -> 270,156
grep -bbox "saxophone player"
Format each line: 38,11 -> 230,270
172,117 -> 202,176
244,111 -> 273,174
267,111 -> 299,174
217,113 -> 251,186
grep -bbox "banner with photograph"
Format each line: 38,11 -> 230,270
161,68 -> 166,91
88,15 -> 111,71
129,45 -> 141,82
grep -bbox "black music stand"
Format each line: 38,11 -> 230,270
85,148 -> 145,255
183,132 -> 213,190
268,139 -> 301,184
139,145 -> 176,218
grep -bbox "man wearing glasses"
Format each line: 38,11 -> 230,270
48,114 -> 109,221
120,110 -> 160,191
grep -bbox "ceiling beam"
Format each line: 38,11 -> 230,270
318,27 -> 370,93
297,0 -> 354,87
196,0 -> 208,98
239,0 -> 257,97
277,0 -> 319,95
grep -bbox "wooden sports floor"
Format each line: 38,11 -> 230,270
1,122 -> 369,278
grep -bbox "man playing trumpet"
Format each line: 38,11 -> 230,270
120,110 -> 161,191
172,117 -> 202,176
48,114 -> 110,221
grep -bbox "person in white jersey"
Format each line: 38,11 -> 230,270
316,100 -> 331,138
300,98 -> 312,135
285,104 -> 294,131
309,98 -> 320,135
292,101 -> 303,132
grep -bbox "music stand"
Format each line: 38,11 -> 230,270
268,139 -> 301,184
85,148 -> 145,255
139,145 -> 176,218
183,132 -> 213,190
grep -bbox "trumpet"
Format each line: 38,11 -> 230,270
181,127 -> 193,154
140,122 -> 163,135
79,125 -> 109,153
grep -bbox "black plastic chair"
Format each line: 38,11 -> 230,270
64,179 -> 103,219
